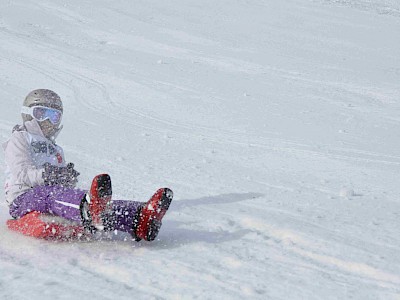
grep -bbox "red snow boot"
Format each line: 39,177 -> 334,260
132,188 -> 173,241
80,174 -> 112,230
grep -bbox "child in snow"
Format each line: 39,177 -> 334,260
3,89 -> 173,241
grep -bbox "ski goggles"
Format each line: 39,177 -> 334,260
21,106 -> 63,125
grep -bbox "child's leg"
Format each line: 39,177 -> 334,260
104,200 -> 143,235
105,188 -> 173,241
10,186 -> 171,240
9,185 -> 87,223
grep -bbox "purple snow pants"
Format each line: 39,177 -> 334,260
9,185 -> 143,235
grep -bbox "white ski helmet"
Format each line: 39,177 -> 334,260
21,89 -> 63,123
21,89 -> 63,138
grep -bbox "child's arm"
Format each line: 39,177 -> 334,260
4,132 -> 45,188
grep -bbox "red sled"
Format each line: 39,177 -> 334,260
7,211 -> 86,241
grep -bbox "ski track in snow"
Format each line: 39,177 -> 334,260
0,0 -> 400,299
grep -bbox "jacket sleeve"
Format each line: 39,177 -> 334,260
4,132 -> 45,187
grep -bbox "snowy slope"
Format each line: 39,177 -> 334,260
0,0 -> 400,299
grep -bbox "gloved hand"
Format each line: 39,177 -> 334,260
42,162 -> 80,188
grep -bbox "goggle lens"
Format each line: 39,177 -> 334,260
32,107 -> 62,124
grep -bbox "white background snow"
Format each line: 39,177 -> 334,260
0,0 -> 399,299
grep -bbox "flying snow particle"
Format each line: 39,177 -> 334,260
339,187 -> 355,198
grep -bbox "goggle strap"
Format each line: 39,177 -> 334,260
21,106 -> 32,115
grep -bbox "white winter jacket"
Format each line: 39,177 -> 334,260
2,120 -> 66,205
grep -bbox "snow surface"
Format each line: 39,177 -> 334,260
0,0 -> 400,299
